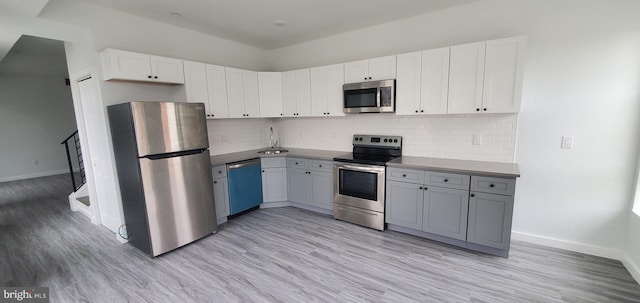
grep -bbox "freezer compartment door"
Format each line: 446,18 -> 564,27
139,150 -> 216,256
131,101 -> 208,156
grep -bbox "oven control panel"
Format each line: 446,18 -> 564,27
353,134 -> 402,149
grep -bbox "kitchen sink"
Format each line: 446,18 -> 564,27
257,148 -> 289,155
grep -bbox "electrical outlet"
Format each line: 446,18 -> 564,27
473,134 -> 483,145
561,136 -> 574,149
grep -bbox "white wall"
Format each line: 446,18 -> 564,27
40,0 -> 268,72
0,74 -> 76,181
275,114 -> 517,162
266,0 -> 640,258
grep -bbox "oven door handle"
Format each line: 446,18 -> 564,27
335,163 -> 385,174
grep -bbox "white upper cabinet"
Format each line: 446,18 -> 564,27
183,61 -> 228,119
482,36 -> 526,113
311,64 -> 345,117
396,48 -> 450,115
448,36 -> 526,114
447,41 -> 486,114
258,72 -> 283,118
206,64 -> 229,119
101,49 -> 184,84
226,67 -> 260,118
396,51 -> 423,115
344,55 -> 396,83
421,47 -> 450,115
282,69 -> 312,117
183,60 -> 209,104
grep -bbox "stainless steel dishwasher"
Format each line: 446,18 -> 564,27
227,158 -> 263,215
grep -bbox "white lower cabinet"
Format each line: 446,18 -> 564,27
211,165 -> 230,224
287,158 -> 333,210
261,157 -> 288,203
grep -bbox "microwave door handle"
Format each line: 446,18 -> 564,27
376,87 -> 382,107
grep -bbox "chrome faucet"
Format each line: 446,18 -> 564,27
270,127 -> 278,148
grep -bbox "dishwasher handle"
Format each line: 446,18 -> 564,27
227,158 -> 260,170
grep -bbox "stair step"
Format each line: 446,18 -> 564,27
76,196 -> 90,206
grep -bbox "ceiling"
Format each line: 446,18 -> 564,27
80,0 -> 479,50
0,35 -> 69,77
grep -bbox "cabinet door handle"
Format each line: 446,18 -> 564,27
213,181 -> 217,184
154,76 -> 158,79
148,75 -> 152,79
262,170 -> 265,173
476,108 -> 480,111
444,179 -> 448,182
490,184 -> 495,188
319,165 -> 322,167
415,110 -> 418,113
483,108 -> 487,111
424,187 -> 428,191
402,174 -> 406,177
218,171 -> 222,174
420,110 -> 424,113
419,186 -> 423,190
470,193 -> 475,197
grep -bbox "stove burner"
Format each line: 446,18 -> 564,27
333,134 -> 402,166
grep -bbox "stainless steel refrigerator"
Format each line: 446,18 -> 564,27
108,101 -> 217,257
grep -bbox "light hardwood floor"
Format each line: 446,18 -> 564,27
1,174 -> 639,302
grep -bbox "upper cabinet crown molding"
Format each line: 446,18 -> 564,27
100,48 -> 185,84
344,55 -> 397,83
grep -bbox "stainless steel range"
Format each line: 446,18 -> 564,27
333,134 -> 402,230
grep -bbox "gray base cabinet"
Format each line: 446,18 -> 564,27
286,158 -> 333,210
423,186 -> 468,241
261,157 -> 288,203
386,167 -> 517,256
386,180 -> 423,230
212,165 -> 230,224
467,176 -> 515,251
386,169 -> 470,241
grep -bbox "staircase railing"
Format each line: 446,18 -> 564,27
61,130 -> 86,192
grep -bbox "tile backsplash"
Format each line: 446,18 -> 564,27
274,114 -> 518,163
207,114 -> 518,163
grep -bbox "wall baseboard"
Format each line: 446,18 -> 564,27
0,169 -> 70,183
511,231 -> 622,260
622,254 -> 640,284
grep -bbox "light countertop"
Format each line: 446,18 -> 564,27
211,147 -> 519,178
210,147 -> 348,167
388,156 -> 520,178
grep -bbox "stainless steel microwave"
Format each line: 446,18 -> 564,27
343,79 -> 395,114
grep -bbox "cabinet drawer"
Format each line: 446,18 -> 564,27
425,171 -> 470,190
212,165 -> 227,179
261,157 -> 286,168
287,158 -> 309,169
470,176 -> 516,196
309,160 -> 332,173
387,167 -> 425,184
